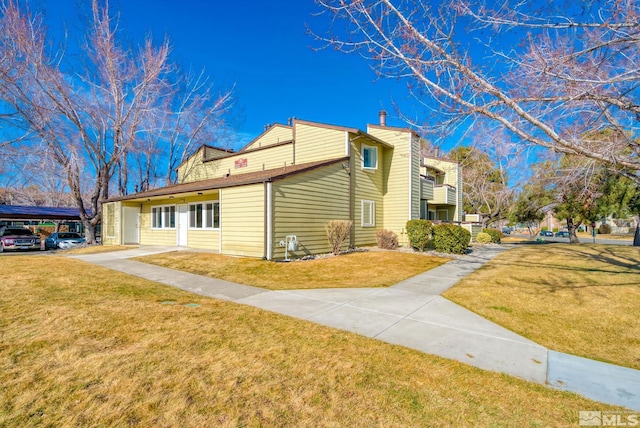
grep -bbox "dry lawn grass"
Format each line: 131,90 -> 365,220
134,250 -> 449,290
444,244 -> 640,369
64,245 -> 137,255
0,255 -> 619,427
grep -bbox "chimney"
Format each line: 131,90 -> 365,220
378,110 -> 387,127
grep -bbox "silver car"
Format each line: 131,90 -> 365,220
44,232 -> 85,250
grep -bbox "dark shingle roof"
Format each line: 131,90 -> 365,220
107,157 -> 349,202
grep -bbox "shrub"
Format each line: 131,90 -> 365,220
482,228 -> 503,244
376,229 -> 398,250
406,220 -> 433,251
433,224 -> 471,254
325,220 -> 352,255
475,232 -> 492,244
598,223 -> 612,234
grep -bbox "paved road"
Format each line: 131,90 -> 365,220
511,233 -> 634,246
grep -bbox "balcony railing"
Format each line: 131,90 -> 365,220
430,185 -> 457,205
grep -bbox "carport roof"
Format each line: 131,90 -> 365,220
0,205 -> 86,221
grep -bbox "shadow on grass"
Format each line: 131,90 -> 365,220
473,243 -> 640,294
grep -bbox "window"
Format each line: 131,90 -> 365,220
189,202 -> 220,229
152,205 -> 176,229
362,145 -> 378,170
362,200 -> 375,227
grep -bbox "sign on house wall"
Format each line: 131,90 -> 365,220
235,158 -> 248,169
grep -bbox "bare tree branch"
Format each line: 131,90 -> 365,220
313,0 -> 640,183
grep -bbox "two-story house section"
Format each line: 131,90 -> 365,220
420,156 -> 463,223
102,113 -> 462,259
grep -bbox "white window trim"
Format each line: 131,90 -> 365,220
151,205 -> 176,230
361,144 -> 378,170
361,200 -> 375,227
188,201 -> 220,230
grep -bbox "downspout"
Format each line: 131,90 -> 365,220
408,133 -> 414,220
456,164 -> 461,222
219,190 -> 223,253
265,180 -> 273,260
346,132 -> 355,248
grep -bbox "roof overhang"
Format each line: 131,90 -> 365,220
106,157 -> 349,203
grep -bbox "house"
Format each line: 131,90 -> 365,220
102,113 -> 462,259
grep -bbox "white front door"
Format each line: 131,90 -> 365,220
123,207 -> 140,244
177,204 -> 188,246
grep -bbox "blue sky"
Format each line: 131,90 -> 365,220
43,0 -> 413,150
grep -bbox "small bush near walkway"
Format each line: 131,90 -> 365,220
434,223 -> 471,254
475,232 -> 492,244
376,229 -> 398,250
482,228 -> 503,243
406,219 -> 433,251
325,220 -> 352,255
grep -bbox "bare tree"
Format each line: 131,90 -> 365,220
448,128 -> 520,226
140,70 -> 234,188
313,0 -> 640,184
0,0 -> 231,242
1,143 -> 76,206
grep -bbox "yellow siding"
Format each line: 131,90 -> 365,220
294,122 -> 346,164
431,186 -> 457,205
177,148 -> 206,184
352,140 -> 384,246
204,147 -> 233,158
367,126 -> 415,245
102,202 -> 121,246
242,125 -> 293,150
181,143 -> 294,183
220,184 -> 265,258
272,163 -> 349,258
187,229 -> 220,250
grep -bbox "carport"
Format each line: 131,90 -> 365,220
0,205 -> 85,233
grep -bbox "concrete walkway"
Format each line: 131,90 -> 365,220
70,246 -> 640,410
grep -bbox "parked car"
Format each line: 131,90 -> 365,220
555,230 -> 570,237
0,227 -> 42,252
540,230 -> 554,237
45,232 -> 85,250
501,227 -> 512,235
